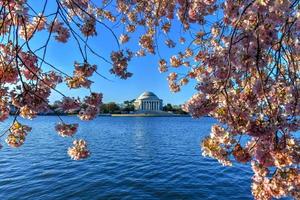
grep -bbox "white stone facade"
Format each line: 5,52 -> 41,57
134,92 -> 163,111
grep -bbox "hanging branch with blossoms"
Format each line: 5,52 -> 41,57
0,0 -> 116,160
0,0 -> 299,199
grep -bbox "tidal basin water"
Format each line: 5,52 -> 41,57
0,116 -> 254,200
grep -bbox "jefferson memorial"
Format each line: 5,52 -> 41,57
134,92 -> 163,111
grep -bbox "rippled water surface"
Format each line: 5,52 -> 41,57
0,116 -> 254,200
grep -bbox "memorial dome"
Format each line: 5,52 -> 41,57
137,91 -> 160,100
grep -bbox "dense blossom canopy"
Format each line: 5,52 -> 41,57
0,0 -> 299,199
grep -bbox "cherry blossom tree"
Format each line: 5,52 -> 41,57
0,0 -> 299,199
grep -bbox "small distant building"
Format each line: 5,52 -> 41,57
134,91 -> 163,111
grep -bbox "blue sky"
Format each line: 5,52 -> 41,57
46,36 -> 196,105
26,1 -> 199,105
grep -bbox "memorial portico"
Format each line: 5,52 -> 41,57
134,92 -> 163,111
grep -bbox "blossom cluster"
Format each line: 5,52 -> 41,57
19,14 -> 46,40
251,161 -> 300,200
5,122 -> 32,147
55,123 -> 78,137
0,99 -> 10,122
68,139 -> 90,160
66,62 -> 97,89
110,51 -> 133,79
49,20 -> 70,43
58,97 -> 81,113
201,125 -> 235,166
182,93 -> 217,118
19,51 -> 40,80
0,43 -> 18,83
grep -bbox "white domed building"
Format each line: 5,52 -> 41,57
134,92 -> 163,111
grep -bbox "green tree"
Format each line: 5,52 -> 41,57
163,103 -> 187,114
122,99 -> 135,113
163,103 -> 174,112
100,102 -> 121,114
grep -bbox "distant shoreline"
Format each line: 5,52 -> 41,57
111,113 -> 190,117
9,113 -> 191,117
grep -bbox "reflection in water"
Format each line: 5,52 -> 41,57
131,118 -> 159,160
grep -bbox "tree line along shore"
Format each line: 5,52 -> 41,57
9,100 -> 188,116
